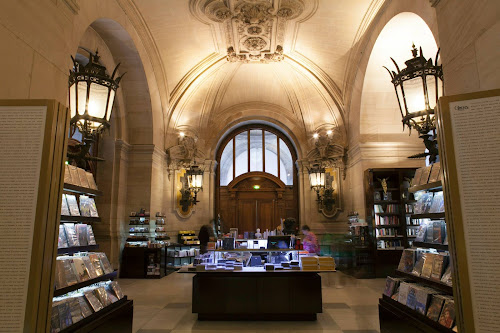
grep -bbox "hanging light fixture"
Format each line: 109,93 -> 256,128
384,44 -> 443,163
67,50 -> 124,165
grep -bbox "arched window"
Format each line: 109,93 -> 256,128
218,126 -> 296,186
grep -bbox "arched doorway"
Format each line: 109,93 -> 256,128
215,124 -> 298,233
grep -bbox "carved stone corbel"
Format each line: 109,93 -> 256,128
165,135 -> 206,179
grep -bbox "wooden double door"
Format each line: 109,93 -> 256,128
217,172 -> 298,234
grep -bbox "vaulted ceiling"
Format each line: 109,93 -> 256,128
131,0 -> 383,151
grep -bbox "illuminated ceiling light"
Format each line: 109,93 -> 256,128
326,130 -> 332,135
313,133 -> 319,139
179,131 -> 185,138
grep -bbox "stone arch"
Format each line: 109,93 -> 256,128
345,0 -> 439,148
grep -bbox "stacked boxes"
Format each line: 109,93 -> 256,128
300,256 -> 336,271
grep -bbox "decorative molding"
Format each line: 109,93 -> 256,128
165,136 -> 207,178
63,0 -> 80,14
306,128 -> 348,180
192,0 -> 311,63
429,0 -> 441,7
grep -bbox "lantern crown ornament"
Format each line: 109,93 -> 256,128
68,50 -> 125,137
384,44 -> 443,163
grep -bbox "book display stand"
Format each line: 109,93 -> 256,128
52,181 -> 133,332
378,164 -> 456,333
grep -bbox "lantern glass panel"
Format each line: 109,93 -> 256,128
402,77 -> 426,114
396,85 -> 405,115
69,83 -> 77,118
106,89 -> 115,121
195,174 -> 203,189
77,81 -> 87,117
88,82 -> 109,120
426,75 -> 437,110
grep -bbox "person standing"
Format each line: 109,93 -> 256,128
301,225 -> 319,255
198,224 -> 214,254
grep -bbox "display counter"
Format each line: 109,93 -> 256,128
179,264 -> 335,320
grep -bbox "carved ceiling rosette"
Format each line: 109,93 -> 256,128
193,0 -> 308,63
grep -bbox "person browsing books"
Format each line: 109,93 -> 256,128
301,225 -> 320,255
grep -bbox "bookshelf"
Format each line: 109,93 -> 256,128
364,168 -> 417,277
379,164 -> 456,332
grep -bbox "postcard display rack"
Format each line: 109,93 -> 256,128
364,168 -> 417,277
53,165 -> 133,332
120,212 -> 169,279
378,163 -> 456,333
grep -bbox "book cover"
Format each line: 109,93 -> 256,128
420,165 -> 433,185
98,253 -> 114,274
421,253 -> 436,279
87,225 -> 97,245
415,223 -> 428,242
57,299 -> 73,330
68,297 -> 83,324
58,225 -> 69,249
77,167 -> 90,188
62,258 -> 79,286
79,195 -> 91,217
88,197 -> 99,218
64,164 -> 72,184
413,192 -> 426,214
85,171 -> 98,190
61,194 -> 70,216
95,286 -> 112,307
89,253 -> 104,276
398,249 -> 416,273
413,168 -> 424,186
411,257 -> 425,276
110,281 -> 124,299
431,254 -> 448,281
398,282 -> 410,305
383,277 -> 397,297
433,221 -> 445,244
76,223 -> 88,246
426,223 -> 434,243
429,191 -> 445,213
406,285 -> 418,310
105,287 -> 119,304
422,193 -> 434,214
415,287 -> 432,315
81,256 -> 98,279
64,223 -> 79,247
72,257 -> 90,282
84,291 -> 104,312
438,298 -> 456,328
50,302 -> 61,332
68,165 -> 81,186
441,263 -> 453,286
54,260 -> 69,289
66,194 -> 80,216
428,162 -> 441,183
77,296 -> 93,318
427,295 -> 446,321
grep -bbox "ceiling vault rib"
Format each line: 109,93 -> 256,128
285,54 -> 346,127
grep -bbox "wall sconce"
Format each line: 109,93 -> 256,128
179,163 -> 203,212
67,50 -> 124,167
384,44 -> 443,163
308,163 -> 336,212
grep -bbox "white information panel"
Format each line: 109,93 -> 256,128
0,106 -> 46,332
449,96 -> 500,333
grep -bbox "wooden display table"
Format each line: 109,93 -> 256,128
179,266 -> 335,320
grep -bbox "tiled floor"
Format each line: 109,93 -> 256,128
118,271 -> 385,333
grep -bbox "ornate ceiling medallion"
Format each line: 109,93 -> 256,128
193,0 -> 307,63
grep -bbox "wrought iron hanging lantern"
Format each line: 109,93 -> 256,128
67,50 -> 124,166
384,44 -> 443,163
308,163 -> 326,201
